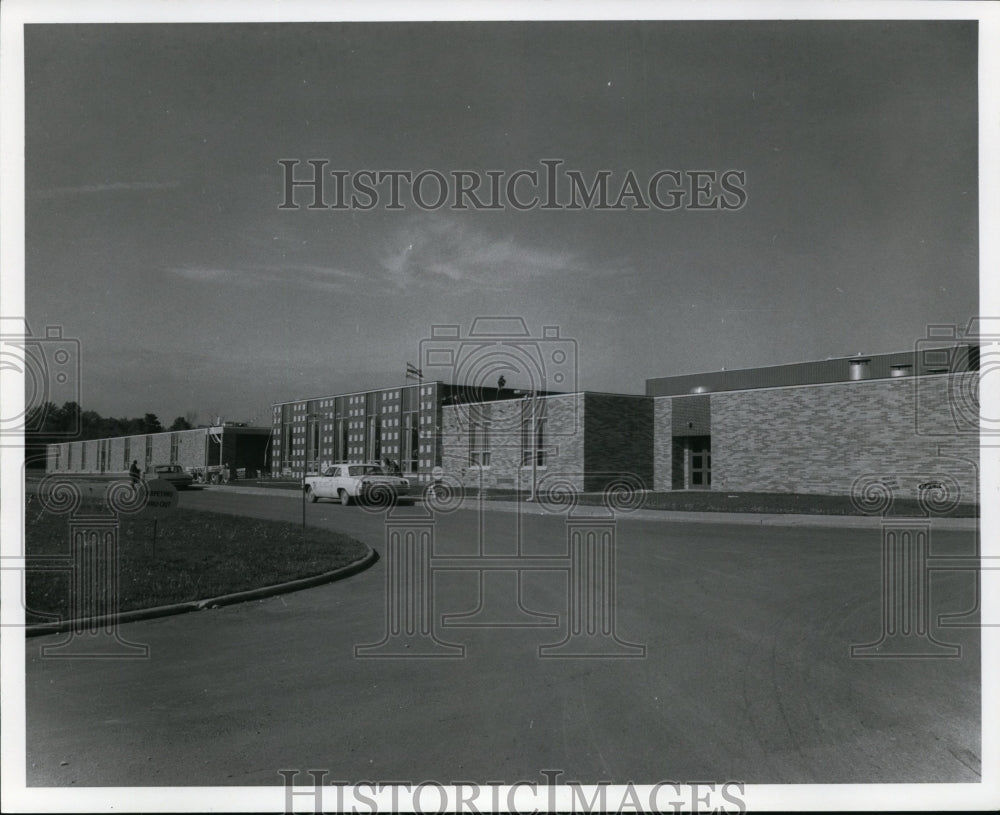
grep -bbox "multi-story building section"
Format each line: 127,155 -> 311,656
271,382 -> 536,482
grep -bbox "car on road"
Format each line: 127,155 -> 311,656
146,464 -> 194,489
304,462 -> 411,506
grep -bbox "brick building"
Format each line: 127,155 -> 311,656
46,344 -> 980,502
646,346 -> 979,499
440,346 -> 979,501
270,382 -> 549,482
440,392 -> 653,494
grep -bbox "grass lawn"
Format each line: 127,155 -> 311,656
24,500 -> 369,624
206,478 -> 978,517
452,487 -> 978,517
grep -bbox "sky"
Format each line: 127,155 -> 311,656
23,20 -> 978,425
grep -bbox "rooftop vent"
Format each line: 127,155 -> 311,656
848,358 -> 871,381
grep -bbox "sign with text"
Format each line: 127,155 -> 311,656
139,479 -> 178,520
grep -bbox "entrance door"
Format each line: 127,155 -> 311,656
689,436 -> 711,488
671,435 -> 711,489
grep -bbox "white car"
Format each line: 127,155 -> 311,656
304,463 -> 411,506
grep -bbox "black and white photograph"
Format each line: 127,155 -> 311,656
2,1 -> 997,812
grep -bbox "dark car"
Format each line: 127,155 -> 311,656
146,464 -> 194,489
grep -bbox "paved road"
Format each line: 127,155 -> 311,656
25,490 -> 980,786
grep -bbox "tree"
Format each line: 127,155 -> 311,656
168,416 -> 192,431
142,413 -> 162,434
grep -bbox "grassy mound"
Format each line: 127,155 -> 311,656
24,501 -> 369,624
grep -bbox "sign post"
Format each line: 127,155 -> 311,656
138,478 -> 178,556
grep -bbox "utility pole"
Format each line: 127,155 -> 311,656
301,412 -> 319,529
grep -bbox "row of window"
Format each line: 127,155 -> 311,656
468,417 -> 548,468
52,434 -> 172,471
283,385 -> 434,413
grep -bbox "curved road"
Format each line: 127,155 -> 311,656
25,489 -> 980,786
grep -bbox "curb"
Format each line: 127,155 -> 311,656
204,485 -> 978,529
24,547 -> 379,638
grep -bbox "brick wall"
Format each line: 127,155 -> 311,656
652,397 -> 672,490
582,393 -> 653,492
442,394 -> 586,491
711,373 -> 978,499
47,429 -> 211,474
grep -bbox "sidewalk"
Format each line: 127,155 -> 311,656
207,484 -> 979,531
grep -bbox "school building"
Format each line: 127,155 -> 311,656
47,343 -> 980,502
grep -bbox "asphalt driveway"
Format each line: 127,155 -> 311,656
24,490 -> 980,786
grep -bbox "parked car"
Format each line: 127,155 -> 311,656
304,462 -> 411,506
146,464 -> 194,489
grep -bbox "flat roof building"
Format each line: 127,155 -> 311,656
45,424 -> 271,481
46,342 -> 980,503
271,381 -> 556,481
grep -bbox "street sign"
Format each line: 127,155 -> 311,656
139,479 -> 177,520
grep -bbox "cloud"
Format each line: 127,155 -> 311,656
169,214 -> 589,295
169,263 -> 361,292
375,216 -> 577,290
31,181 -> 181,199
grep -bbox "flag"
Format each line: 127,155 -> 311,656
406,362 -> 423,380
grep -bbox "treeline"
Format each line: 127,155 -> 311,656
24,401 -> 194,467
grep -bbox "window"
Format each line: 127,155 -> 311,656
469,407 -> 491,467
81,442 -> 87,470
67,444 -> 73,469
372,415 -> 381,461
170,433 -> 179,464
123,438 -> 131,470
53,445 -> 60,470
404,413 -> 419,472
145,436 -> 153,468
521,414 -> 532,466
534,418 -> 548,466
520,405 -> 548,467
